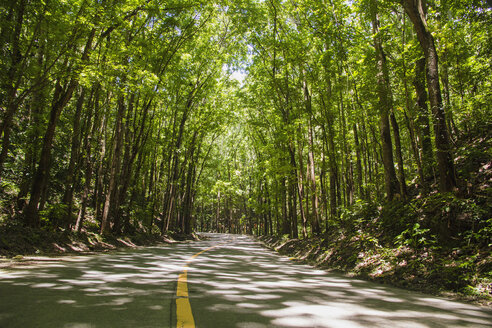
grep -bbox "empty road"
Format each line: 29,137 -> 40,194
0,233 -> 491,327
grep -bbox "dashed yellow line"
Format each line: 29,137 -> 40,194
176,245 -> 219,328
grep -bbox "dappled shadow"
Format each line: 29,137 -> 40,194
187,233 -> 492,328
0,243 -> 202,327
0,233 -> 491,327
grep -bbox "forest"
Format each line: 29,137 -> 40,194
0,0 -> 491,301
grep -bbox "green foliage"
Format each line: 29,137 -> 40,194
339,200 -> 379,233
39,204 -> 73,231
462,217 -> 492,248
0,180 -> 19,196
395,223 -> 437,250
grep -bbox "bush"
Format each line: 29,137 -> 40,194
39,203 -> 73,231
394,222 -> 437,250
379,200 -> 417,242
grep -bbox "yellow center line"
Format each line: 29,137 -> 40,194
176,245 -> 221,328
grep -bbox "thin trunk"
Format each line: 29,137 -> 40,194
17,41 -> 46,207
94,109 -> 108,222
100,95 -> 126,234
414,56 -> 434,182
402,0 -> 457,192
75,86 -> 99,232
63,87 -> 86,226
390,110 -> 407,197
281,176 -> 290,235
401,14 -> 425,187
288,143 -> 299,239
371,0 -> 399,200
308,118 -> 320,234
353,123 -> 364,198
24,28 -> 95,227
297,136 -> 307,239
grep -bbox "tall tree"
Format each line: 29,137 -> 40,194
400,0 -> 457,192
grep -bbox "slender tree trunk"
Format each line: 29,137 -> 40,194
63,87 -> 86,226
296,136 -> 308,239
75,86 -> 99,232
17,42 -> 46,207
414,56 -> 434,182
390,110 -> 407,197
402,0 -> 457,192
100,95 -> 126,234
308,118 -> 320,234
94,109 -> 108,222
319,137 -> 329,232
325,121 -> 338,222
371,0 -> 399,200
353,123 -> 364,198
401,15 -> 425,187
287,143 -> 299,239
24,79 -> 78,226
281,176 -> 290,235
216,190 -> 221,232
24,29 -> 95,227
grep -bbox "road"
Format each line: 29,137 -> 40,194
0,233 -> 490,327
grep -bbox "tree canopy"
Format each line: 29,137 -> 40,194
1,0 -> 490,248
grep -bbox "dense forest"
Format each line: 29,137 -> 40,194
0,0 -> 491,298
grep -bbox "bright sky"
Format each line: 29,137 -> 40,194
230,70 -> 247,83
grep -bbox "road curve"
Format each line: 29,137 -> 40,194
0,233 -> 491,327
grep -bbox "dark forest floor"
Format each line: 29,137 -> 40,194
0,224 -> 201,259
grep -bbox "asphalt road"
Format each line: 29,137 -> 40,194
0,233 -> 490,327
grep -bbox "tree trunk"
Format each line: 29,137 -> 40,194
75,85 -> 99,232
63,87 -> 86,227
307,118 -> 321,234
414,56 -> 434,182
390,110 -> 407,197
296,136 -> 308,239
100,95 -> 126,234
17,42 -> 46,208
371,0 -> 399,200
401,0 -> 457,192
401,15 -> 425,188
24,29 -> 95,227
23,79 -> 78,226
353,123 -> 364,198
280,176 -> 290,235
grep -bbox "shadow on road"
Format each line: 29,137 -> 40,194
0,244 -> 196,328
189,233 -> 492,328
0,233 -> 490,328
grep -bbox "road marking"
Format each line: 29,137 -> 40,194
176,245 -> 219,328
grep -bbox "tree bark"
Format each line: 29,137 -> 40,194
308,120 -> 321,234
390,110 -> 407,197
296,135 -> 308,239
23,28 -> 95,227
413,56 -> 434,182
62,87 -> 86,227
100,94 -> 126,234
353,123 -> 364,198
371,0 -> 400,199
401,0 -> 457,192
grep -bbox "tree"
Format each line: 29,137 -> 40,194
400,0 -> 457,192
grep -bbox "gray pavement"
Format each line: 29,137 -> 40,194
0,233 -> 491,327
